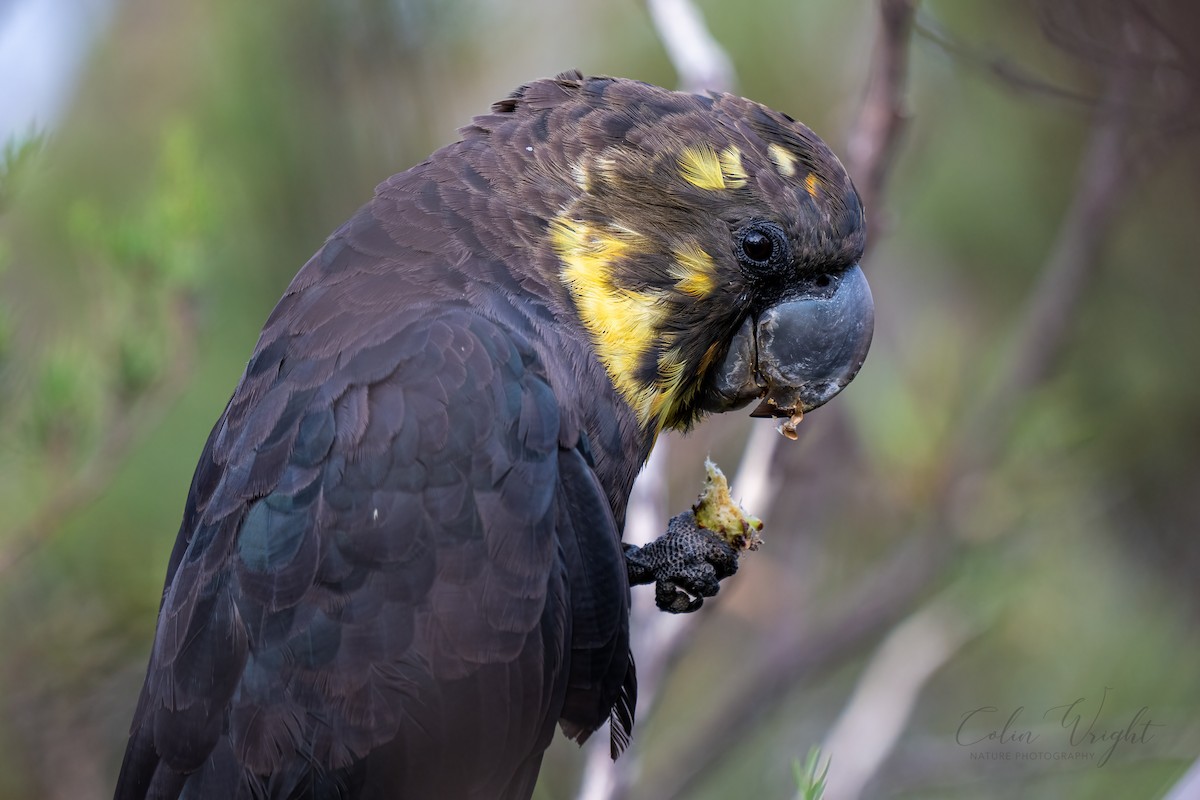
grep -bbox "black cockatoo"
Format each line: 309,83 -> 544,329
115,72 -> 873,799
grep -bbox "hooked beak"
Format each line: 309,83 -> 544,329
702,264 -> 874,430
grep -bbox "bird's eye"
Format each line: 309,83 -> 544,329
735,222 -> 788,274
740,230 -> 774,264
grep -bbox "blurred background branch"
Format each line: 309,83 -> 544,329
818,590 -> 980,800
950,46 -> 1140,479
813,47 -> 1150,799
847,0 -> 916,245
645,0 -> 735,94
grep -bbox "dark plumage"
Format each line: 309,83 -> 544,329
115,71 -> 871,799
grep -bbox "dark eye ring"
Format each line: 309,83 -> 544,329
735,222 -> 788,273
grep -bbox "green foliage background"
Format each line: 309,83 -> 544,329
1,1 -> 1197,798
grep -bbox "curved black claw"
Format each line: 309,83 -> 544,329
624,510 -> 741,614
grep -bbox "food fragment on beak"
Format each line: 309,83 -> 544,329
779,409 -> 804,441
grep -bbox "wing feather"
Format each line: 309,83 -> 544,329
116,211 -> 635,797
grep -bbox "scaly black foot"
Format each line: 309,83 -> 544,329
624,510 -> 741,614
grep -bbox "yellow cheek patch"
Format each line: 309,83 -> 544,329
805,172 -> 822,198
550,219 -> 719,431
678,145 -> 748,191
549,217 -> 640,275
670,244 -> 717,298
768,143 -> 797,177
551,217 -> 665,421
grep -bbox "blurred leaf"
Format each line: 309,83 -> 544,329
793,746 -> 830,800
0,130 -> 48,211
29,343 -> 104,450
